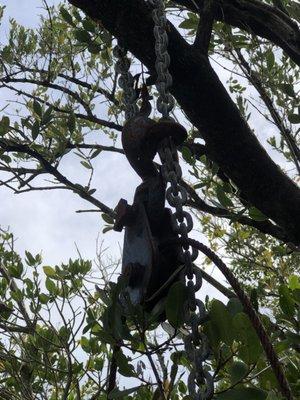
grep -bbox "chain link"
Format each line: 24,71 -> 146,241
149,0 -> 175,118
159,140 -> 213,399
114,3 -> 214,397
150,1 -> 214,398
113,45 -> 139,121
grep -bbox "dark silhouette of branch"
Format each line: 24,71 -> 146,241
181,180 -> 288,242
173,0 -> 300,67
67,0 -> 300,246
0,139 -> 115,217
193,0 -> 215,54
1,82 -> 122,132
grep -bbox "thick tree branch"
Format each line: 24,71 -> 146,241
67,0 -> 300,244
174,0 -> 300,67
193,0 -> 215,54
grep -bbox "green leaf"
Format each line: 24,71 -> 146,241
229,361 -> 248,385
181,146 -> 194,164
93,329 -> 116,345
8,263 -> 23,279
266,51 -> 275,70
67,113 -> 76,132
227,298 -> 243,316
42,106 -> 53,125
279,285 -> 295,317
0,116 -> 10,136
39,293 -> 50,304
178,15 -> 199,30
288,275 -> 300,290
115,349 -> 136,377
216,186 -> 234,208
11,289 -> 23,302
288,113 -> 300,124
60,7 -> 74,25
209,300 -> 233,346
80,160 -> 92,169
43,266 -> 56,277
101,213 -> 114,224
90,148 -> 102,159
279,83 -> 295,98
248,207 -> 267,221
59,326 -> 71,342
31,120 -> 40,140
33,100 -> 43,117
45,277 -> 57,293
166,281 -> 187,328
88,43 -> 102,54
80,336 -> 91,353
102,225 -> 113,234
233,312 -> 262,364
0,154 -> 11,163
74,29 -> 91,43
59,7 -> 74,25
215,387 -> 267,400
25,251 -> 36,266
82,19 -> 96,33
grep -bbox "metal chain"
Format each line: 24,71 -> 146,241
113,45 -> 139,121
150,0 -> 175,118
150,1 -> 214,398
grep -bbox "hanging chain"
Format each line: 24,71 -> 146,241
151,0 -> 175,118
150,1 -> 214,398
113,45 -> 139,121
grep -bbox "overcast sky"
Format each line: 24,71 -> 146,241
0,0 -> 279,301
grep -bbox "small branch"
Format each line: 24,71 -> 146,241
0,322 -> 33,334
107,345 -> 120,395
76,209 -> 101,213
0,264 -> 34,331
2,82 -> 122,131
17,64 -> 119,106
2,77 -> 92,115
198,266 -> 236,298
233,49 -> 300,175
181,180 -> 288,242
193,0 -> 215,55
67,143 -> 124,154
0,139 -> 116,217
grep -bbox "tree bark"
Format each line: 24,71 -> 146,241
68,0 -> 300,244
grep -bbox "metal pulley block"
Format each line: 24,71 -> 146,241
114,83 -> 187,311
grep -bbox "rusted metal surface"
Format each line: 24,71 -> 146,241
114,95 -> 187,308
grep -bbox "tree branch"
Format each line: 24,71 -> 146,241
174,0 -> 300,67
181,180 -> 288,242
193,0 -> 215,54
0,139 -> 115,217
66,0 -> 300,246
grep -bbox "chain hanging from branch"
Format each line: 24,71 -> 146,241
113,45 -> 139,121
113,1 -> 214,398
150,0 -> 214,398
